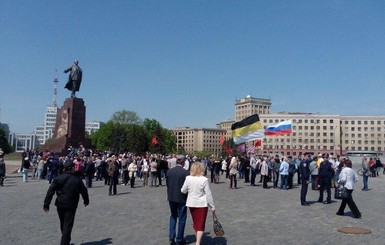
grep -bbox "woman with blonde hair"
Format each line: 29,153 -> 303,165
181,162 -> 215,245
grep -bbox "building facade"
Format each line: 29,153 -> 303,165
8,133 -> 38,152
35,105 -> 57,146
172,127 -> 226,154
217,95 -> 385,157
235,95 -> 271,121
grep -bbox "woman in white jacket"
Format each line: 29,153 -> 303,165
336,159 -> 361,219
127,159 -> 137,188
181,162 -> 215,245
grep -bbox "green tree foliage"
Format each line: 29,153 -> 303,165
0,128 -> 12,153
110,110 -> 142,125
90,113 -> 176,154
144,118 -> 177,154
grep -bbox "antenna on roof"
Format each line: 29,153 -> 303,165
53,69 -> 58,107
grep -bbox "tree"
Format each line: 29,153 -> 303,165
110,110 -> 142,125
0,128 -> 12,154
90,111 -> 176,154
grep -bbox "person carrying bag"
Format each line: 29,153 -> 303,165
336,159 -> 361,219
212,211 -> 224,237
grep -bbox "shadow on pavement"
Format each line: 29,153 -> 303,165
185,232 -> 227,245
80,238 -> 113,245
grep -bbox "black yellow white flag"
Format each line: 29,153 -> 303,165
231,114 -> 264,144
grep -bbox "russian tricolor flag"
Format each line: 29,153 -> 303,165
264,120 -> 292,136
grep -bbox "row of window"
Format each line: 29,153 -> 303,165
263,118 -> 385,125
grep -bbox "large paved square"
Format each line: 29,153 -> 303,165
1,167 -> 384,245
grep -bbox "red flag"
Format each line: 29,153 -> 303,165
229,148 -> 234,156
255,140 -> 262,147
151,136 -> 158,146
219,135 -> 225,145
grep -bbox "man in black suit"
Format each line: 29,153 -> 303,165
44,161 -> 89,245
299,154 -> 311,206
318,153 -> 334,204
166,155 -> 189,245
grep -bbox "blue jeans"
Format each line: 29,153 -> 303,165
169,202 -> 187,243
22,168 -> 29,182
362,174 -> 369,190
280,175 -> 288,189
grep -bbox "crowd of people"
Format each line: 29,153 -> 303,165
1,147 -> 383,244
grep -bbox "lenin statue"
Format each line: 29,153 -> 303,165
64,60 -> 83,98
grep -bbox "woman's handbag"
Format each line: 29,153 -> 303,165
213,211 -> 225,237
335,185 -> 349,199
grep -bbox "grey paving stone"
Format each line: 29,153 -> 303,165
1,169 -> 384,245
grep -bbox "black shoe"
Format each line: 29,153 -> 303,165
324,201 -> 331,204
317,200 -> 323,203
336,212 -> 344,216
301,202 -> 310,206
169,239 -> 176,245
353,214 -> 362,219
109,193 -> 113,196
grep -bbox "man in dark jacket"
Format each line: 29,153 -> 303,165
0,158 -> 6,186
166,155 -> 189,245
318,153 -> 334,204
299,154 -> 311,206
44,161 -> 89,245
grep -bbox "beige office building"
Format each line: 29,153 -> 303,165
172,127 -> 226,154
217,95 -> 385,157
235,95 -> 271,121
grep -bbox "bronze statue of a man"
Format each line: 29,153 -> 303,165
64,60 -> 83,98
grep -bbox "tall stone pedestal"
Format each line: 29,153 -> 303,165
42,98 -> 91,155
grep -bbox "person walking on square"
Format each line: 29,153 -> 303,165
229,156 -> 238,189
150,157 -> 158,187
279,157 -> 289,190
250,155 -> 258,186
128,159 -> 137,188
361,157 -> 370,191
43,161 -> 89,245
261,157 -> 269,189
336,159 -> 361,219
318,154 -> 334,204
287,156 -> 296,189
166,155 -> 189,245
299,154 -> 311,206
181,162 -> 215,245
142,157 -> 149,187
309,157 -> 319,190
272,155 -> 281,188
0,158 -> 6,186
21,157 -> 31,183
107,155 -> 119,196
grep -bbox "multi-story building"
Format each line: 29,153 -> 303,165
172,127 -> 226,154
217,95 -> 385,157
235,95 -> 271,121
8,133 -> 37,152
35,105 -> 57,146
